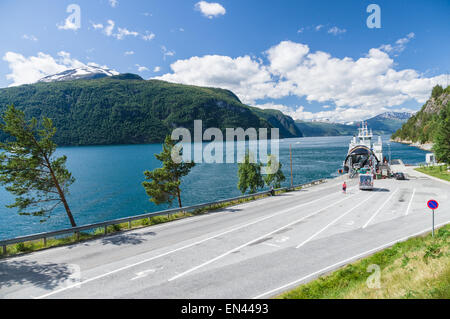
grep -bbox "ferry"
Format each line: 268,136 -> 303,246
343,122 -> 384,189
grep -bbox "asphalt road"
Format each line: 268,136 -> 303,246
1,167 -> 449,299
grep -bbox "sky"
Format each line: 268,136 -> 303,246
0,0 -> 449,123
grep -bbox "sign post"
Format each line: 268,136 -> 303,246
427,200 -> 439,237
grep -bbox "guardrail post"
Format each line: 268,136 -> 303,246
76,232 -> 80,241
128,221 -> 132,229
104,226 -> 107,236
43,237 -> 47,247
2,245 -> 6,255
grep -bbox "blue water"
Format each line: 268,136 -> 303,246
0,136 -> 428,239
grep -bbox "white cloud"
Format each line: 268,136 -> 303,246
195,1 -> 226,19
315,24 -> 324,31
155,54 -> 282,103
104,20 -> 115,36
93,20 -> 154,41
115,27 -> 139,40
379,32 -> 415,55
2,51 -> 109,87
142,31 -> 156,41
22,34 -> 38,42
328,26 -> 346,35
266,41 -> 309,74
153,66 -> 161,72
156,38 -> 447,122
161,46 -> 175,60
109,0 -> 118,8
124,51 -> 134,56
91,22 -> 104,30
136,64 -> 149,72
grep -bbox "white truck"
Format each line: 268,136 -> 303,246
359,173 -> 374,190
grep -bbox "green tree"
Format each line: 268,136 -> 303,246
237,153 -> 264,194
433,102 -> 450,164
143,135 -> 195,208
0,105 -> 76,226
263,154 -> 286,188
431,85 -> 444,99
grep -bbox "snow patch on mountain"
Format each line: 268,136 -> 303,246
38,66 -> 119,83
372,111 -> 413,121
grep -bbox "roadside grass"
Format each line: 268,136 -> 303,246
416,165 -> 450,182
0,184 -> 308,259
278,224 -> 450,299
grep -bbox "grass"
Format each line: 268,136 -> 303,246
416,165 -> 450,182
0,184 -> 313,259
278,224 -> 450,299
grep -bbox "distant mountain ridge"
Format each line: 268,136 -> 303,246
295,111 -> 413,137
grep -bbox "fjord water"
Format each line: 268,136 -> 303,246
0,136 -> 428,240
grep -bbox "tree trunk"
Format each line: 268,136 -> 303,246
177,187 -> 182,208
44,156 -> 77,227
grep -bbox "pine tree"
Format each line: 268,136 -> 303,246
237,153 -> 264,194
433,102 -> 450,164
143,135 -> 195,208
0,105 -> 76,226
263,154 -> 286,188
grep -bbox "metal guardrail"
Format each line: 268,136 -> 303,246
0,178 -> 327,255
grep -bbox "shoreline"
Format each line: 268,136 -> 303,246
390,138 -> 433,152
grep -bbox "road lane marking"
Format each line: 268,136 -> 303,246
275,236 -> 290,243
296,192 -> 378,248
168,192 -> 359,282
252,220 -> 450,299
130,267 -> 162,281
34,188 -> 347,299
405,188 -> 416,216
362,188 -> 399,229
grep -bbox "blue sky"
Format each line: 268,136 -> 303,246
0,0 -> 449,122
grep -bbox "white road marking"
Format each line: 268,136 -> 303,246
130,268 -> 161,281
405,188 -> 416,216
34,188 -> 346,299
362,188 -> 399,229
275,236 -> 290,243
252,220 -> 450,299
296,192 -> 378,248
168,193 -> 358,282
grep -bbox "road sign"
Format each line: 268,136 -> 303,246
427,199 -> 439,210
427,199 -> 439,237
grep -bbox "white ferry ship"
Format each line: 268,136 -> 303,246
343,122 -> 383,175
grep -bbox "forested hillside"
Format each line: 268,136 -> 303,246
0,76 -> 301,145
392,85 -> 450,144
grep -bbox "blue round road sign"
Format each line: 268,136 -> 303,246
427,199 -> 439,210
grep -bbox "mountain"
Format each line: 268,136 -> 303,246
248,107 -> 302,138
38,66 -> 119,83
295,121 -> 356,137
392,85 -> 450,144
295,111 -> 412,137
365,112 -> 413,134
0,74 -> 301,146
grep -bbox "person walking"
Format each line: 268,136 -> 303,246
342,181 -> 347,194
